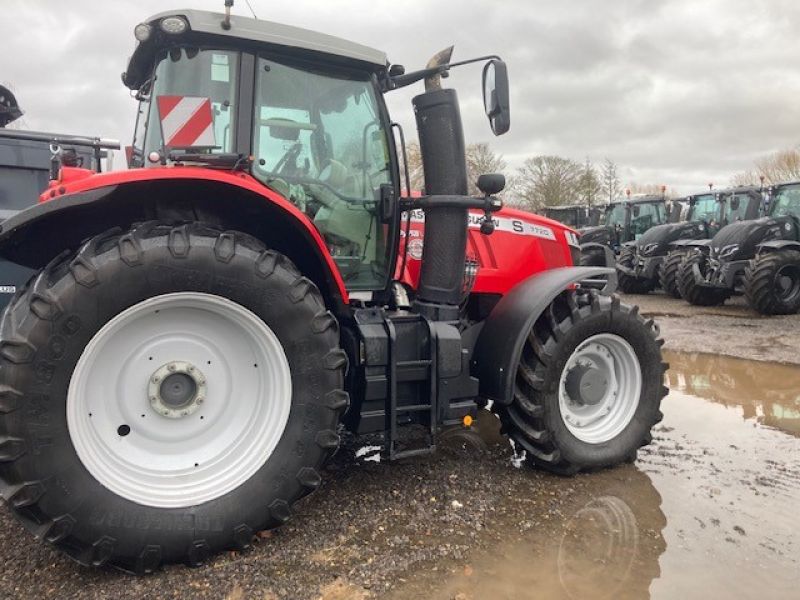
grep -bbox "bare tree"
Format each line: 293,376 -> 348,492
577,158 -> 602,206
398,141 -> 425,194
515,155 -> 581,211
465,142 -> 508,195
398,141 -> 512,198
600,158 -> 621,204
731,148 -> 800,186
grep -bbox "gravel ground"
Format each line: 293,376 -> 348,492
0,292 -> 797,599
620,291 -> 800,365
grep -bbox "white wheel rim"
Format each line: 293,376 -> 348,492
67,292 -> 292,508
558,333 -> 642,444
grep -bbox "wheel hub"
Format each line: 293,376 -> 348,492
148,361 -> 206,418
558,335 -> 642,444
564,363 -> 608,406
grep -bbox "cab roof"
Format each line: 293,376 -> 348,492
123,9 -> 388,90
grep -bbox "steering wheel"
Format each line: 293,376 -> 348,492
273,142 -> 303,177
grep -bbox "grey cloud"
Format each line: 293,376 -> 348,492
2,0 -> 798,194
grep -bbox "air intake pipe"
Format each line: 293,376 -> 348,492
412,48 -> 470,321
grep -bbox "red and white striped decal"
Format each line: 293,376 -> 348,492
156,95 -> 216,149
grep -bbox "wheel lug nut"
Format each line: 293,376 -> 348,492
196,397 -> 204,404
168,364 -> 177,372
152,376 -> 160,383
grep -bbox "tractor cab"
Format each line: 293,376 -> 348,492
542,204 -> 597,229
767,182 -> 800,219
126,12 -> 399,290
717,187 -> 763,225
580,195 -> 667,266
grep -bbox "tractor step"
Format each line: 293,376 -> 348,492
383,315 -> 438,461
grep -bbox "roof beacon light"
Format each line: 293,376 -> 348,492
160,16 -> 188,35
134,23 -> 152,42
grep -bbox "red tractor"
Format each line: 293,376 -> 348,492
0,5 -> 666,573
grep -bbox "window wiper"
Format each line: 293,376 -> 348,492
168,152 -> 252,171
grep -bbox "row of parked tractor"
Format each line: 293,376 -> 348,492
543,184 -> 800,315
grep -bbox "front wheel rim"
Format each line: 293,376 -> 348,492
67,292 -> 292,508
558,333 -> 642,444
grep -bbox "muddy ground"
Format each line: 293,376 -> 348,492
626,291 -> 800,365
1,297 -> 799,599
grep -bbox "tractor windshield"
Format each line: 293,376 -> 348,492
139,48 -> 239,158
690,194 -> 717,222
724,193 -> 752,222
600,203 -> 626,227
251,56 -> 394,290
770,185 -> 800,217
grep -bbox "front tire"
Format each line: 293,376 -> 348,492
659,250 -> 685,298
497,290 -> 667,474
677,251 -> 731,306
0,222 -> 348,572
616,247 -> 656,295
744,249 -> 800,315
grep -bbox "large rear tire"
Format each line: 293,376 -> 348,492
0,222 -> 348,573
497,290 -> 667,475
744,249 -> 800,315
616,247 -> 656,295
659,250 -> 685,298
677,251 -> 731,306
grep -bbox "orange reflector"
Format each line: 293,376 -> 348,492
463,415 -> 473,428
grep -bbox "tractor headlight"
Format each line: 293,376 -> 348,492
719,244 -> 739,259
134,23 -> 152,42
642,243 -> 660,256
160,16 -> 189,35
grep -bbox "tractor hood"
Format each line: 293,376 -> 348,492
710,216 -> 796,260
636,221 -> 707,256
578,225 -> 610,245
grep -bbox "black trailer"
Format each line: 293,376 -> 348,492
0,130 -> 113,309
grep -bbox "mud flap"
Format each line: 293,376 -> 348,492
472,266 -> 613,406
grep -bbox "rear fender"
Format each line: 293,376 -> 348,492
0,172 -> 350,314
472,266 -> 613,405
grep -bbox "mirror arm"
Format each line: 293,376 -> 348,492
386,55 -> 502,91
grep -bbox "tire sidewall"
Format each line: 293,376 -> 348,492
1,224 -> 341,566
540,301 -> 663,467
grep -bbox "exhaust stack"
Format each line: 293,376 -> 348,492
412,48 -> 470,320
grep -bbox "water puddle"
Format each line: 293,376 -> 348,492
389,352 -> 800,599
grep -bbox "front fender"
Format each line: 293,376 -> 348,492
472,266 -> 613,405
670,238 -> 711,250
757,240 -> 800,252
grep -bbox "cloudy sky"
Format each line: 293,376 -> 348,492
2,0 -> 799,193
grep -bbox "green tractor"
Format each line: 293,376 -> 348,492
618,188 -> 761,296
677,184 -> 800,312
579,195 -> 668,267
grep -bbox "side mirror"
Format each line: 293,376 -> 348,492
482,60 -> 510,136
477,173 -> 505,196
730,196 -> 740,211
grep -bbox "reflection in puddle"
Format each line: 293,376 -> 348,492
665,351 -> 800,436
391,353 -> 800,600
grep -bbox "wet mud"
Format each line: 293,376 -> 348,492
0,351 -> 798,599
